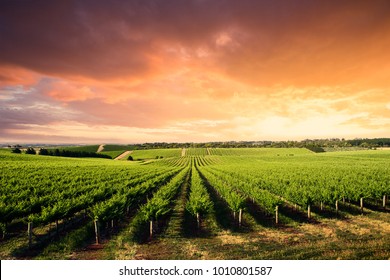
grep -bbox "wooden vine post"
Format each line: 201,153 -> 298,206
360,197 -> 364,214
383,195 -> 387,210
28,222 -> 33,248
238,209 -> 242,227
196,213 -> 200,229
94,219 -> 100,244
307,205 -> 311,219
275,205 -> 279,225
2,223 -> 8,240
55,220 -> 59,235
1,223 -> 6,240
149,220 -> 153,239
335,200 -> 339,216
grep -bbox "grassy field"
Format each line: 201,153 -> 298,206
98,150 -> 127,159
131,148 -> 182,160
0,147 -> 389,260
46,145 -> 100,153
108,209 -> 390,260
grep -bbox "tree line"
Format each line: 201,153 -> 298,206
7,137 -> 390,152
125,138 -> 390,149
11,147 -> 111,159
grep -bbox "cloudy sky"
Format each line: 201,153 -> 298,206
1,0 -> 390,144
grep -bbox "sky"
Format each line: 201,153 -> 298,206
1,0 -> 390,144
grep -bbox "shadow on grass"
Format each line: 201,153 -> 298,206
182,209 -> 216,238
197,169 -> 235,231
362,199 -> 390,214
338,201 -> 364,216
310,205 -> 346,219
245,198 -> 275,228
278,204 -> 317,225
11,217 -> 94,259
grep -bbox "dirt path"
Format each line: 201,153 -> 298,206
161,173 -> 189,238
181,148 -> 186,157
114,151 -> 133,160
97,144 -> 105,153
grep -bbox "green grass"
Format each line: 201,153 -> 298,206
131,148 -> 181,160
101,145 -> 136,152
46,145 -> 100,153
108,198 -> 390,260
98,150 -> 127,159
1,147 -> 389,260
216,147 -> 312,157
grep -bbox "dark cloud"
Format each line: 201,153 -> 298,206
0,80 -> 84,133
1,0 -> 389,85
1,1 -> 390,143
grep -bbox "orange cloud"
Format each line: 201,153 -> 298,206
0,66 -> 40,88
1,0 -> 390,143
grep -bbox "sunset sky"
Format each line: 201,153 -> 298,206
1,0 -> 390,144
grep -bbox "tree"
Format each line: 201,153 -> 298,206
39,148 -> 49,155
25,148 -> 36,155
127,155 -> 133,161
11,148 -> 21,154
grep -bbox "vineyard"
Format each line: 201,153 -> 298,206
0,147 -> 389,259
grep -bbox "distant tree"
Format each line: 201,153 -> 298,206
54,149 -> 60,156
25,148 -> 36,155
360,142 -> 370,148
127,155 -> 133,161
39,148 -> 49,155
11,148 -> 21,154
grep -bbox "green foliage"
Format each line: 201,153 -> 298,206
102,145 -> 135,151
39,222 -> 94,258
11,148 -> 21,154
139,167 -> 188,223
0,147 -> 389,252
131,149 -> 181,160
98,150 -> 126,158
39,148 -> 49,155
46,145 -> 100,153
198,166 -> 246,216
128,166 -> 189,242
306,146 -> 325,153
44,149 -> 112,159
25,148 -> 36,155
186,166 -> 213,217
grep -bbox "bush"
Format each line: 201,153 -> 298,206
306,146 -> 325,153
11,148 -> 21,154
127,155 -> 133,161
25,147 -> 36,155
39,149 -> 112,159
39,148 -> 49,155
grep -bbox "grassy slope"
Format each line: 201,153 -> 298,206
98,150 -> 127,159
106,149 -> 390,260
1,148 -> 389,260
131,148 -> 181,160
102,145 -> 135,151
46,145 -> 100,153
111,208 -> 390,260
